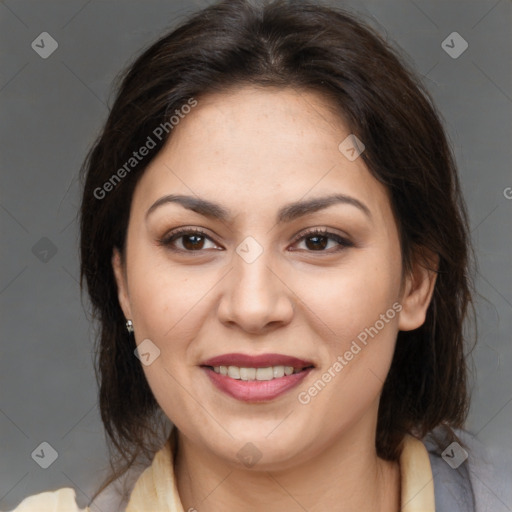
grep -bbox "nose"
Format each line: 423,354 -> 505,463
217,245 -> 295,334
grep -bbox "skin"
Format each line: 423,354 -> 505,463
112,86 -> 438,512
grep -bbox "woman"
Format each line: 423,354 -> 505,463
8,0 -> 504,511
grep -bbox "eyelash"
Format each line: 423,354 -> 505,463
157,227 -> 353,255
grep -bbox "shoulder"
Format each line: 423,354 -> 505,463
422,427 -> 511,512
5,461 -> 149,512
4,488 -> 88,512
88,462 -> 149,512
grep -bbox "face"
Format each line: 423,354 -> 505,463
113,86 -> 436,470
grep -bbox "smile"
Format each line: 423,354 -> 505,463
201,365 -> 314,402
210,364 -> 309,380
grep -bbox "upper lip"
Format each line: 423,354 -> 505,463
201,353 -> 315,369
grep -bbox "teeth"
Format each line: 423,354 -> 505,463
227,366 -> 240,379
240,367 -> 256,380
273,366 -> 285,378
212,365 -> 304,380
255,367 -> 273,381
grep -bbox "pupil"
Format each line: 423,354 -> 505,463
184,235 -> 204,250
306,235 -> 327,250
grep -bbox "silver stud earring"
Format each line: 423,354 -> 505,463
126,319 -> 134,333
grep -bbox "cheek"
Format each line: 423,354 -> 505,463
296,254 -> 400,339
292,245 -> 401,397
127,248 -> 210,338
126,258 -> 213,423
293,264 -> 400,429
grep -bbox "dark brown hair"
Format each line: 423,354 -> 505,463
80,0 -> 476,503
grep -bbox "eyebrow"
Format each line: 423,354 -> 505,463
145,193 -> 372,224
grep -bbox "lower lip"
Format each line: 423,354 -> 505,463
202,367 -> 313,402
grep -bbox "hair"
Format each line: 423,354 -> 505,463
79,0 -> 477,503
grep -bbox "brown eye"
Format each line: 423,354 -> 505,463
158,228 -> 221,252
304,234 -> 329,251
181,233 -> 206,250
292,229 -> 353,252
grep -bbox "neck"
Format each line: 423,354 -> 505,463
174,420 -> 400,512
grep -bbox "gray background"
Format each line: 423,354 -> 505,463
0,0 -> 511,510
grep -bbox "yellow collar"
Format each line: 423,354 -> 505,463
126,430 -> 435,512
400,434 -> 436,511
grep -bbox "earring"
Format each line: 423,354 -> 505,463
126,319 -> 134,333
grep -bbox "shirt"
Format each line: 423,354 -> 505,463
4,427 -> 508,511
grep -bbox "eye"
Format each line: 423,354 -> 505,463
158,227 -> 353,254
157,227 -> 221,252
291,228 -> 353,252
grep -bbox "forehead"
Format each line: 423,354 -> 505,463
132,86 -> 393,225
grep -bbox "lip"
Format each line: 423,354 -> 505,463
201,366 -> 314,402
201,353 -> 315,369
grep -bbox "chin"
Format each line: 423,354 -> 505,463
207,424 -> 314,471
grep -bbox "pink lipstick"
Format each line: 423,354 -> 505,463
200,353 -> 315,402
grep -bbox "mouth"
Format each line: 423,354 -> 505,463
199,353 -> 315,402
202,364 -> 314,380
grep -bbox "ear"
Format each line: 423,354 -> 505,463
112,247 -> 132,320
398,248 -> 439,331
